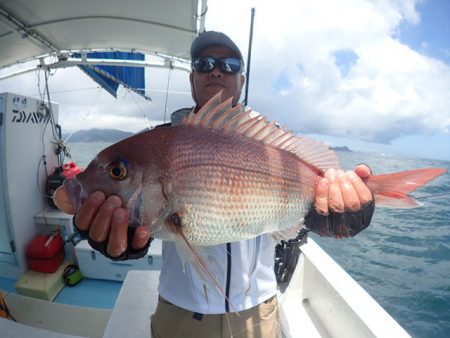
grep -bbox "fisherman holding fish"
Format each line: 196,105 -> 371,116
55,32 -> 381,337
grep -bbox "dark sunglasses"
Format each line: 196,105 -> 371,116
192,56 -> 244,74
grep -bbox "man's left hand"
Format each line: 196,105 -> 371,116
315,164 -> 372,215
305,164 -> 374,237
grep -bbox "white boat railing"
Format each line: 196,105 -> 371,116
279,238 -> 411,338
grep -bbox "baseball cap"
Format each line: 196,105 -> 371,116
190,31 -> 244,61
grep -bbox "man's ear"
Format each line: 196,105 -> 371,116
240,73 -> 246,87
237,74 -> 246,103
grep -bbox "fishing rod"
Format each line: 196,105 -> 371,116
243,7 -> 255,106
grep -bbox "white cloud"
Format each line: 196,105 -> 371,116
0,0 -> 449,149
201,0 -> 450,143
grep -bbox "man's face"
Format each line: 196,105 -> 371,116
190,45 -> 246,108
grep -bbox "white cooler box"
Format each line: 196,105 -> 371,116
75,238 -> 162,281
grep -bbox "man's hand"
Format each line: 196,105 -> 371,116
306,164 -> 375,237
315,164 -> 372,215
54,186 -> 152,259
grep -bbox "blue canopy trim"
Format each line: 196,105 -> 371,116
73,52 -> 150,100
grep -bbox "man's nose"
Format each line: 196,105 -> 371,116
208,67 -> 224,78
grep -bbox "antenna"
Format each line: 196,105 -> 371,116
243,7 -> 255,106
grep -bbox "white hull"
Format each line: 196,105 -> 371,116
279,238 -> 410,338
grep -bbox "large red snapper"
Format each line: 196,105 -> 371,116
60,92 -> 446,247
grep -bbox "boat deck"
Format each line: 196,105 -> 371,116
1,270 -> 160,338
0,276 -> 121,309
1,238 -> 412,338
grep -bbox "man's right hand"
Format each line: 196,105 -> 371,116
54,187 -> 152,259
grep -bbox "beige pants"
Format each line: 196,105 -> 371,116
150,296 -> 281,338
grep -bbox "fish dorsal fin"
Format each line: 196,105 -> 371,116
183,91 -> 341,172
183,91 -> 242,128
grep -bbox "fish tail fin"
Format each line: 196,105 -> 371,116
366,168 -> 447,208
173,230 -> 239,312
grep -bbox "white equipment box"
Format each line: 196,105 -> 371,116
0,92 -> 59,278
75,238 -> 162,281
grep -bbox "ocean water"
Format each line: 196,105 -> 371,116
67,142 -> 450,338
314,151 -> 450,338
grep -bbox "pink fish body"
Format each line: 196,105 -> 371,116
62,93 -> 447,247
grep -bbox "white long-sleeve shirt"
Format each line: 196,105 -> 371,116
158,235 -> 278,314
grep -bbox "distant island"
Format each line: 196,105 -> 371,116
64,129 -> 356,154
64,128 -> 134,143
330,146 -> 353,152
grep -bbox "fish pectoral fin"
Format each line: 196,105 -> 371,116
173,235 -> 220,287
172,231 -> 238,312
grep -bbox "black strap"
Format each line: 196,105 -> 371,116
274,229 -> 309,284
192,312 -> 203,321
304,199 -> 375,238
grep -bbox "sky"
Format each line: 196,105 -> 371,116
0,0 -> 449,161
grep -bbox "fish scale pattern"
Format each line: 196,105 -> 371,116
159,126 -> 319,245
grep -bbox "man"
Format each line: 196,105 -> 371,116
55,31 -> 374,337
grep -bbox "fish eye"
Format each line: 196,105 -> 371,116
107,161 -> 127,180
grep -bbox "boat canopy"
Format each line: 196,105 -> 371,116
0,0 -> 207,69
0,0 -> 207,97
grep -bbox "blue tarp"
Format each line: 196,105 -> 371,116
73,52 -> 148,99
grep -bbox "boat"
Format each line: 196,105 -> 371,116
0,0 -> 411,337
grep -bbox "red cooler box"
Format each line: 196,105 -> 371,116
27,231 -> 65,273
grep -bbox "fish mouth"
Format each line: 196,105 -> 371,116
62,178 -> 86,212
